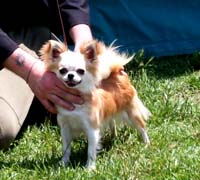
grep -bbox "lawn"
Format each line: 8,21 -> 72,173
0,52 -> 200,180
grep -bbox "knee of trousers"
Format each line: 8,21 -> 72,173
0,99 -> 22,150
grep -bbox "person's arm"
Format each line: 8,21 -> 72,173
0,28 -> 18,66
69,24 -> 93,52
60,0 -> 93,51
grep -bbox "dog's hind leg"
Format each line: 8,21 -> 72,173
109,119 -> 117,139
127,111 -> 150,144
125,106 -> 150,144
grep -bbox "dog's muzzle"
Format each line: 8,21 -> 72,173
65,73 -> 82,87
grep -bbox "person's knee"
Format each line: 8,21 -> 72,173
0,99 -> 21,150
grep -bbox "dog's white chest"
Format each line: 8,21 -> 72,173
57,106 -> 90,136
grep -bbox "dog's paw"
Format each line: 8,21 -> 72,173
58,160 -> 65,167
58,160 -> 67,167
143,134 -> 150,145
85,160 -> 96,171
85,164 -> 96,171
59,157 -> 70,167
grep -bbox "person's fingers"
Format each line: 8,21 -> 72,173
41,99 -> 57,114
53,87 -> 84,105
48,94 -> 75,111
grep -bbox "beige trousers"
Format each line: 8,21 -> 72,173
0,69 -> 34,148
0,27 -> 52,149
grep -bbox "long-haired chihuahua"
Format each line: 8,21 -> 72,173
39,40 -> 151,170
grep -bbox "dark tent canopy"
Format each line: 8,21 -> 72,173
90,1 -> 200,57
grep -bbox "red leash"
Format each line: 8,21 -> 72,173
56,0 -> 67,45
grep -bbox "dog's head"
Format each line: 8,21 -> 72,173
39,39 -> 133,92
39,40 -> 103,92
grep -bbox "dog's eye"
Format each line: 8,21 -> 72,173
59,68 -> 68,75
76,69 -> 85,75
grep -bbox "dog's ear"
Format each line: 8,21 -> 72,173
39,40 -> 67,71
80,40 -> 103,62
39,40 -> 67,62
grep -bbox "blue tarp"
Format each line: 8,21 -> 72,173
89,1 -> 200,57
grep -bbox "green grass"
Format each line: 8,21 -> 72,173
1,52 -> 200,180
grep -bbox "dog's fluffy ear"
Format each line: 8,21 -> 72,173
39,40 -> 67,62
39,40 -> 67,71
80,40 -> 103,62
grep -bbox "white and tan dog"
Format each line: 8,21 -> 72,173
39,40 -> 151,170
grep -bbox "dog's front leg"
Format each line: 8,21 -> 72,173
85,128 -> 100,170
60,125 -> 72,166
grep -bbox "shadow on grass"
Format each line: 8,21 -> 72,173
0,128 -> 134,170
0,139 -> 112,170
0,156 -> 60,170
126,52 -> 200,79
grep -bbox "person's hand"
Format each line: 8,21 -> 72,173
69,24 -> 93,52
27,60 -> 84,114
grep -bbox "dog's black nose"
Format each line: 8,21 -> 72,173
68,74 -> 74,80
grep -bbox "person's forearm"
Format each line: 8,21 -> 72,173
3,48 -> 39,82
